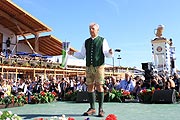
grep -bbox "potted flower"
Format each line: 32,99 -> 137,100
0,94 -> 27,108
121,90 -> 134,102
107,89 -> 123,102
14,94 -> 27,106
138,87 -> 155,103
104,89 -> 134,102
0,96 -> 13,108
64,90 -> 77,101
30,91 -> 57,104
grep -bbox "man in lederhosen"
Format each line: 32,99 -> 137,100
68,22 -> 113,117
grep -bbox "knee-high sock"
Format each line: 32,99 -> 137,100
97,92 -> 104,110
88,92 -> 96,109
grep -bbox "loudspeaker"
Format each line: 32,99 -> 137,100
76,91 -> 89,103
152,89 -> 176,104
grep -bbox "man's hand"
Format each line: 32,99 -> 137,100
68,51 -> 74,55
109,49 -> 113,54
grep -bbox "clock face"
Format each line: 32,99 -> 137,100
156,46 -> 162,52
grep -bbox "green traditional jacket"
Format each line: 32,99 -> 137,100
85,36 -> 105,67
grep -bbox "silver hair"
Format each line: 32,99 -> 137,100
89,22 -> 99,29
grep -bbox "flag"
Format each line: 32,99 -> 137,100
61,42 -> 70,68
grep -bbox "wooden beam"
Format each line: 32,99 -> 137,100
39,41 -> 62,55
16,25 -> 36,53
0,9 -> 37,35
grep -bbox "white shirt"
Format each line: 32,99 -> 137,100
73,37 -> 113,59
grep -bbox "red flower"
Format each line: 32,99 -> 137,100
51,91 -> 57,97
17,95 -> 21,99
68,117 -> 75,120
40,91 -> 46,96
156,88 -> 160,90
25,97 -> 28,102
122,91 -> 130,96
12,97 -> 14,104
142,89 -> 147,93
105,114 -> 117,120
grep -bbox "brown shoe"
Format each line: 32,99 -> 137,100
82,108 -> 96,116
98,109 -> 105,117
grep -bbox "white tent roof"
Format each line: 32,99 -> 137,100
49,55 -> 114,67
49,55 -> 86,66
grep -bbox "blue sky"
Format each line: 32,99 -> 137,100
12,0 -> 180,69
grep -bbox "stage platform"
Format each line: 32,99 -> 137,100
1,101 -> 180,120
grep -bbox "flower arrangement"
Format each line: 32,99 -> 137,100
30,91 -> 57,104
0,96 -> 12,105
108,89 -> 123,102
0,111 -> 22,120
121,90 -> 134,101
14,94 -> 28,105
138,87 -> 155,103
64,90 -> 77,101
0,94 -> 27,107
105,89 -> 134,102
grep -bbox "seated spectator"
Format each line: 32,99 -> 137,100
173,73 -> 180,92
0,79 -> 9,97
33,77 -> 43,93
60,78 -> 67,99
151,74 -> 163,89
132,76 -> 144,98
165,76 -> 175,90
117,72 -> 135,92
69,77 -> 75,92
18,78 -> 27,95
11,82 -> 18,96
104,77 -> 110,92
6,80 -> 12,96
76,77 -> 87,91
43,80 -> 50,92
49,78 -> 58,93
108,76 -> 119,91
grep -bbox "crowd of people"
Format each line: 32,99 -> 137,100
0,74 -> 88,101
1,71 -> 180,103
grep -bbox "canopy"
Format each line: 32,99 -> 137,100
41,55 -> 53,59
29,53 -> 42,57
16,51 -> 29,56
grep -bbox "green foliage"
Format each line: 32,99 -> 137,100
64,90 -> 78,101
0,94 -> 27,106
105,89 -> 134,102
109,89 -> 123,102
30,91 -> 57,104
0,111 -> 22,120
137,88 -> 155,103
